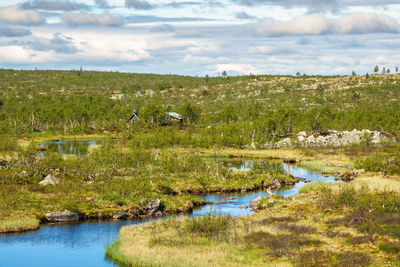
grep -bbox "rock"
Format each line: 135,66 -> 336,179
298,131 -> 307,137
268,198 -> 275,205
113,212 -> 127,220
19,171 -> 28,177
244,205 -> 248,209
39,174 -> 60,186
86,197 -> 94,202
272,129 -> 394,148
229,201 -> 233,203
142,199 -> 163,216
239,206 -> 244,209
154,210 -> 162,217
249,197 -> 264,210
220,200 -> 227,204
241,189 -> 247,193
228,197 -> 237,200
46,210 -> 79,222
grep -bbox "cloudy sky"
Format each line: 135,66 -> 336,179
0,0 -> 399,75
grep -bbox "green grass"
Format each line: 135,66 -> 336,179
106,173 -> 400,266
0,216 -> 39,233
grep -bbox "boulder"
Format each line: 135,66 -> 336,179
85,197 -> 94,202
45,210 -> 79,222
113,212 -> 127,220
142,199 -> 163,216
39,174 -> 60,186
249,197 -> 264,210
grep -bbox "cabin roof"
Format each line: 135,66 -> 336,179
165,112 -> 183,120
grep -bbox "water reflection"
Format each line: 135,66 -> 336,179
0,160 -> 338,267
39,140 -> 103,156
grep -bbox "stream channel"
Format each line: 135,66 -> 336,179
0,140 -> 337,267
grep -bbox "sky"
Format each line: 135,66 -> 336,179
0,0 -> 399,76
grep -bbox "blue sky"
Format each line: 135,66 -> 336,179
0,0 -> 399,75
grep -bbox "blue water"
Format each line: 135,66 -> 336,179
39,139 -> 104,156
0,162 -> 337,267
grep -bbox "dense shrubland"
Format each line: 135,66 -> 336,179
1,70 -> 400,146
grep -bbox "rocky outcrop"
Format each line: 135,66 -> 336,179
335,169 -> 365,182
39,174 -> 60,186
45,210 -> 79,222
273,129 -> 393,148
141,199 -> 163,217
113,212 -> 127,220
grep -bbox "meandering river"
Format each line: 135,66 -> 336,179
1,142 -> 337,266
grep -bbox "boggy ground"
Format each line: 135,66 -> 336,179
0,140 -> 298,234
106,172 -> 400,267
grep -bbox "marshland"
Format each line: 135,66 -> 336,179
1,70 -> 400,266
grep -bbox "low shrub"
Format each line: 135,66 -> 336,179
378,241 -> 400,254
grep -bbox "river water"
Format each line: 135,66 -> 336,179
0,158 -> 337,267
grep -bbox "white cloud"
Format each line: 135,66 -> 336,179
61,11 -> 124,26
0,45 -> 51,63
215,63 -> 260,74
0,5 -> 45,25
254,13 -> 400,36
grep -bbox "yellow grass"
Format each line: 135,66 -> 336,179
0,216 -> 39,233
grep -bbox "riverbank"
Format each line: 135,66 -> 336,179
107,172 -> 400,267
1,141 -> 399,234
1,142 -> 301,234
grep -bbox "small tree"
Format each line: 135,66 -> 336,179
374,65 -> 379,73
205,74 -> 209,83
366,73 -> 369,79
296,72 -> 301,76
396,66 -> 399,73
222,70 -> 227,77
382,67 -> 386,74
387,69 -> 391,74
180,102 -> 201,123
351,70 -> 356,76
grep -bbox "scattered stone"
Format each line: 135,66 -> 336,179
250,197 -> 265,211
19,171 -> 28,177
244,205 -> 248,209
113,212 -> 127,220
239,206 -> 244,209
142,199 -> 163,216
229,201 -> 233,203
39,174 -> 60,186
45,210 -> 79,222
337,169 -> 364,182
85,197 -> 94,202
220,200 -> 227,204
268,198 -> 275,205
273,129 -> 393,148
228,197 -> 237,200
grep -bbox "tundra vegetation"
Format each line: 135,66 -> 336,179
1,70 -> 400,266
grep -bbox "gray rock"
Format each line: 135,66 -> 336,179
19,171 -> 28,177
45,210 -> 79,222
249,197 -> 265,211
39,174 -> 60,186
142,199 -> 163,216
86,197 -> 94,202
113,211 -> 127,219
